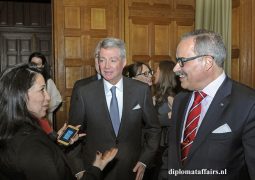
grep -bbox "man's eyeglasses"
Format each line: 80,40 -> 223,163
136,70 -> 153,77
176,55 -> 214,67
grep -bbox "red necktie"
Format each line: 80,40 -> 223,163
181,91 -> 207,162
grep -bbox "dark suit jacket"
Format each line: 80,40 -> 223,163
162,77 -> 255,180
70,75 -> 98,110
69,76 -> 161,180
68,75 -> 99,173
73,75 -> 98,88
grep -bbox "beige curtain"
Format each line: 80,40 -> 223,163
195,0 -> 232,75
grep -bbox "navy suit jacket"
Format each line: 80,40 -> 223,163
162,77 -> 255,180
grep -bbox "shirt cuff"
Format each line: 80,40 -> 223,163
139,161 -> 147,168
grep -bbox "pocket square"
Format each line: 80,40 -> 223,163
132,104 -> 141,110
212,123 -> 232,133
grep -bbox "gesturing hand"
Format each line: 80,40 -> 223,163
93,148 -> 118,170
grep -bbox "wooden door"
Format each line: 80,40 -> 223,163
53,0 -> 124,129
232,0 -> 255,88
124,0 -> 195,70
0,1 -> 52,72
0,32 -> 51,71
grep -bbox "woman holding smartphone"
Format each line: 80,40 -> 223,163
0,63 -> 117,180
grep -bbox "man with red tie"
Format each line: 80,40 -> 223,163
160,29 -> 255,180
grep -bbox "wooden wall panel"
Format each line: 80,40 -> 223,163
132,24 -> 150,55
65,67 -> 83,89
176,25 -> 194,41
239,0 -> 252,86
252,0 -> 255,87
54,0 -> 195,128
54,0 -> 123,128
91,8 -> 106,29
64,37 -> 81,58
155,25 -> 170,55
176,0 -> 194,8
47,0 -> 255,129
232,1 -> 240,82
232,0 -> 255,88
125,0 -> 195,72
64,7 -> 81,29
86,37 -> 102,60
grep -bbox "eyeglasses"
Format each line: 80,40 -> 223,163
176,55 -> 214,67
30,62 -> 44,68
136,70 -> 153,77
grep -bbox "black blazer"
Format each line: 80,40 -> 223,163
69,77 -> 161,180
70,75 -> 98,112
73,75 -> 98,88
0,124 -> 102,180
162,77 -> 255,180
68,75 -> 99,174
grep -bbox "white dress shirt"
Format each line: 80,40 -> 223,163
181,72 -> 226,142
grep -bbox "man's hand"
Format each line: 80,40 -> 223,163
93,148 -> 118,171
133,161 -> 146,180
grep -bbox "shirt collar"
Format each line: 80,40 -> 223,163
103,77 -> 123,94
202,72 -> 226,98
97,73 -> 101,80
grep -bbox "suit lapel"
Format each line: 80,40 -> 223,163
118,77 -> 134,137
186,77 -> 232,164
176,92 -> 192,162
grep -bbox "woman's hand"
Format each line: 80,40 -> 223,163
133,75 -> 152,86
93,148 -> 118,171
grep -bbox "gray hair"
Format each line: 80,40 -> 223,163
96,37 -> 126,60
94,43 -> 100,59
181,29 -> 226,67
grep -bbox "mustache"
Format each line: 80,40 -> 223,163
175,71 -> 187,77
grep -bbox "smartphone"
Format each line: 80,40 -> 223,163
57,125 -> 79,146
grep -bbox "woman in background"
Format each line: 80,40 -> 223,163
29,52 -> 62,125
154,60 -> 177,123
123,62 -> 153,86
0,63 -> 117,180
144,60 -> 178,180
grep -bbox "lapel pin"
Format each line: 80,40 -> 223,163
220,103 -> 224,107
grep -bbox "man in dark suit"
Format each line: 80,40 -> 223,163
67,46 -> 102,176
69,37 -> 161,180
160,29 -> 255,180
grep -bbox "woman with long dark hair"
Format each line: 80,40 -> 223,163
28,52 -> 62,125
145,60 -> 178,180
0,63 -> 117,180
